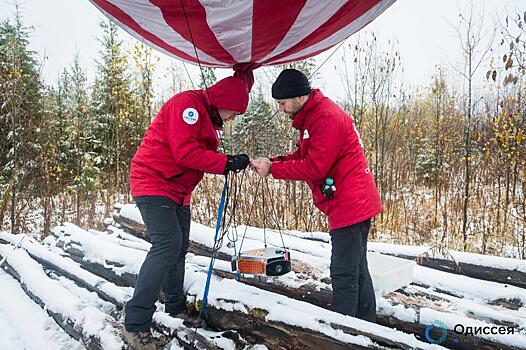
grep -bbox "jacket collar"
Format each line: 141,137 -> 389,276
291,89 -> 324,130
200,90 -> 224,129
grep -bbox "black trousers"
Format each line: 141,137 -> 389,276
330,219 -> 376,322
124,196 -> 190,332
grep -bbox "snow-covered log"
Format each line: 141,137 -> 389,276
113,204 -> 526,290
0,232 -> 131,309
0,241 -> 126,350
368,244 -> 526,289
111,208 -> 526,350
47,223 -> 445,350
0,234 -> 250,350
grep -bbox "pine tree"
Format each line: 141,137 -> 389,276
198,67 -> 217,89
67,55 -> 99,223
232,85 -> 276,157
91,20 -> 134,206
0,8 -> 44,232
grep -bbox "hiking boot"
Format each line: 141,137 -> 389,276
169,309 -> 206,328
123,329 -> 156,350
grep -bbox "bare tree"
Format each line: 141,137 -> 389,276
453,1 -> 495,250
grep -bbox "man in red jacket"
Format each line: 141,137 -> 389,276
125,76 -> 250,348
252,69 -> 382,323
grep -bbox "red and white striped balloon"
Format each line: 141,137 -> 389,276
89,0 -> 395,69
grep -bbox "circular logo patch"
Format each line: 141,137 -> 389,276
182,107 -> 198,125
425,320 -> 448,344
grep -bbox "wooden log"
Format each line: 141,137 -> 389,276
113,209 -> 526,290
112,212 -> 324,280
108,215 -> 526,350
112,212 -> 233,261
49,230 -> 138,287
0,232 -> 129,309
109,211 -> 521,348
0,243 -> 125,350
48,231 -> 440,350
374,252 -> 526,290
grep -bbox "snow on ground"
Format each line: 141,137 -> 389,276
0,271 -> 83,350
121,203 -> 526,274
0,204 -> 524,349
4,223 -> 445,349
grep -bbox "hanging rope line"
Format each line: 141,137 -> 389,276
236,40 -> 346,154
176,2 -> 344,347
182,61 -> 195,89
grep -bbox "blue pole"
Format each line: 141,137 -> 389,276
200,178 -> 228,321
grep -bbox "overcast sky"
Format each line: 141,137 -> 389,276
1,0 -> 523,101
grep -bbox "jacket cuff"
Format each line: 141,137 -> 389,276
270,156 -> 285,162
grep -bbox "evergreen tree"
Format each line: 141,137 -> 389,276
66,55 -> 99,223
416,71 -> 451,187
197,67 -> 217,89
232,85 -> 276,157
91,20 -> 134,203
0,9 -> 43,232
131,43 -> 158,151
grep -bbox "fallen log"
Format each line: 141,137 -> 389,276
0,242 -> 125,350
112,211 -> 232,261
110,213 -> 526,350
2,234 -> 243,350
0,231 -> 131,309
49,223 -> 442,350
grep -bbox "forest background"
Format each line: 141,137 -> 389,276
0,1 -> 525,260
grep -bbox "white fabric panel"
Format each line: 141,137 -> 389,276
200,0 -> 253,63
106,0 -> 224,65
260,0 -> 347,63
269,0 -> 396,64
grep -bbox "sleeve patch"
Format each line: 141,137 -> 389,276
182,107 -> 199,125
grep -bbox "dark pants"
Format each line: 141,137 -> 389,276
330,219 -> 376,322
124,196 -> 190,332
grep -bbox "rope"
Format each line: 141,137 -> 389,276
236,41 -> 346,154
263,178 -> 286,249
182,61 -> 195,89
179,0 -> 209,91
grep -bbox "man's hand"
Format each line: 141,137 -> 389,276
225,154 -> 250,174
251,157 -> 271,177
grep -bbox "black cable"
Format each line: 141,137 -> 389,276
182,61 -> 195,89
238,177 -> 262,254
236,41 -> 346,154
179,0 -> 230,156
264,178 -> 287,250
308,40 -> 346,79
179,0 -> 208,92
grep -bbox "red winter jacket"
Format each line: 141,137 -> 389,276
270,89 -> 383,230
130,77 -> 249,205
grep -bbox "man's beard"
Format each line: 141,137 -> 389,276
286,100 -> 303,118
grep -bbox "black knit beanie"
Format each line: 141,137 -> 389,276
272,69 -> 311,99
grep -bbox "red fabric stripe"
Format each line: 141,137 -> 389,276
263,0 -> 382,64
92,0 -> 220,65
151,0 -> 236,64
269,17 -> 375,65
250,0 -> 306,62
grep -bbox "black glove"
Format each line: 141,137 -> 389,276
224,154 -> 250,174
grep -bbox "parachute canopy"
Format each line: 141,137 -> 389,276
89,0 -> 395,71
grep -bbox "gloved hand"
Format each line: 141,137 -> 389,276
224,154 -> 250,174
